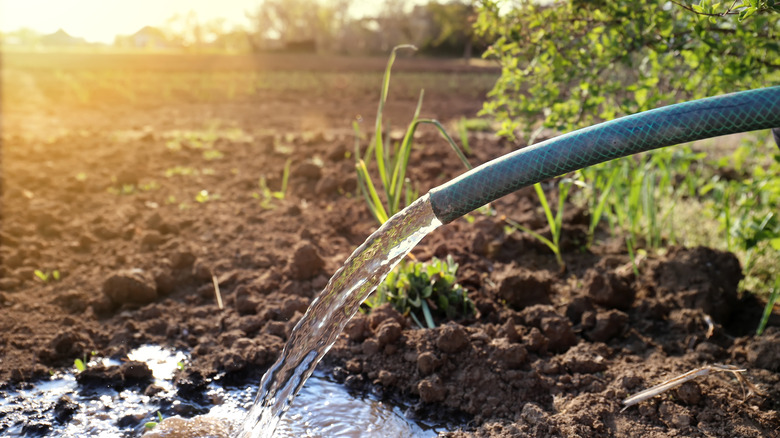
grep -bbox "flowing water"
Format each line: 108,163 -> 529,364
237,195 -> 442,438
0,345 -> 445,437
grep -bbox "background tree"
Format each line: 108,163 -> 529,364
247,0 -> 352,52
420,1 -> 478,57
474,0 -> 780,139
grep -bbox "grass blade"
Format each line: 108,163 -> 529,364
534,183 -> 557,237
756,277 -> 779,336
356,160 -> 388,223
421,299 -> 436,329
419,119 -> 473,171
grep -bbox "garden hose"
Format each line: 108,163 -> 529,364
429,86 -> 780,224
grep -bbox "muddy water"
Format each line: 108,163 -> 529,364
238,195 -> 442,438
0,345 -> 442,437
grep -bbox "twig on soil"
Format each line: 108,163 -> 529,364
211,273 -> 223,310
621,364 -> 764,412
704,314 -> 715,339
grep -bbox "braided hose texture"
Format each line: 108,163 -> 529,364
429,86 -> 780,224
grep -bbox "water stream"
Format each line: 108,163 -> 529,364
0,345 -> 444,437
237,195 -> 441,438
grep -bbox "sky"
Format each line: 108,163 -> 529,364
0,0 -> 382,44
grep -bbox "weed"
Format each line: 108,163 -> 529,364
364,256 -> 474,328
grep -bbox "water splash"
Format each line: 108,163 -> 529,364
237,195 -> 442,438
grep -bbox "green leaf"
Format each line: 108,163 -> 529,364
34,270 -> 48,282
635,88 -> 649,108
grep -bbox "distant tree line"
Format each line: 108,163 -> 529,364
1,0 -> 482,57
246,0 -> 482,57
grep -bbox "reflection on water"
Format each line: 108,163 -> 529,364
0,345 -> 443,437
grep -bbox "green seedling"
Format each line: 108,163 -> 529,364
756,277 -> 780,336
145,411 -> 164,430
195,190 -> 218,203
355,45 -> 472,224
165,166 -> 199,177
73,351 -> 96,372
506,179 -> 573,270
108,181 -> 159,196
252,159 -> 292,209
364,255 -> 474,328
34,269 -> 60,283
202,149 -> 224,160
580,166 -> 618,248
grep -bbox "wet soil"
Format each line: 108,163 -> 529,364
2,56 -> 779,437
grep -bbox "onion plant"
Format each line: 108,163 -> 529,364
354,45 -> 471,224
505,179 -> 573,270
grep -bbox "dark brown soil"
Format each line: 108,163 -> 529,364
1,55 -> 779,437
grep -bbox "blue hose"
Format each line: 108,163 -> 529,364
429,86 -> 780,224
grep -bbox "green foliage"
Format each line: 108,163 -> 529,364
34,269 -> 61,283
756,277 -> 779,336
701,140 -> 780,287
252,159 -> 292,209
578,146 -> 707,251
145,412 -> 165,430
506,180 -> 573,270
355,45 -> 472,224
474,0 -> 779,138
195,189 -> 220,203
364,256 -> 475,329
73,351 -> 97,373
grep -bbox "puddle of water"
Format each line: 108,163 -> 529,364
0,345 -> 444,437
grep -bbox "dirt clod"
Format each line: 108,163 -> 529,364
376,320 -> 402,347
646,246 -> 741,323
418,375 -> 447,403
675,381 -> 702,406
489,337 -> 527,369
492,265 -> 553,309
586,309 -> 628,342
584,268 -> 634,310
102,268 -> 157,307
437,323 -> 469,353
53,395 -> 78,424
417,351 -> 440,375
288,241 -> 325,280
746,327 -> 780,371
